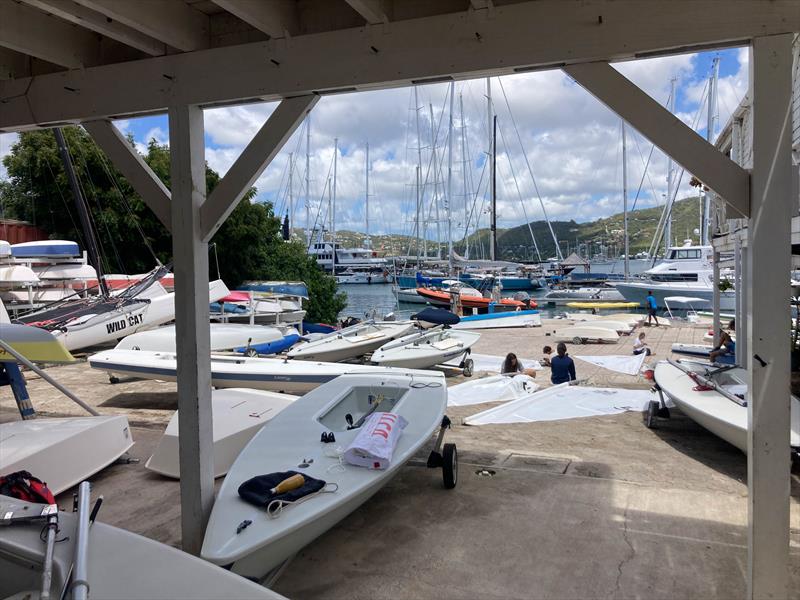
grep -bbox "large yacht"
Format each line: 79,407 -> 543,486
613,240 -> 735,310
308,241 -> 389,272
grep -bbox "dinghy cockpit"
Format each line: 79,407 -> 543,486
317,384 -> 407,431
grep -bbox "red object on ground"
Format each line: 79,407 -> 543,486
415,287 -> 526,309
219,291 -> 251,303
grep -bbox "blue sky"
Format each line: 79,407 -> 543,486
1,47 -> 748,244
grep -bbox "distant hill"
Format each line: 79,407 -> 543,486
303,196 -> 702,262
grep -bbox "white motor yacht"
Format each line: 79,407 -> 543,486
613,240 -> 735,310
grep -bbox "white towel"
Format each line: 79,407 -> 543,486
344,412 -> 408,470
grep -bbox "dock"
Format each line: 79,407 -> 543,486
3,319 -> 798,598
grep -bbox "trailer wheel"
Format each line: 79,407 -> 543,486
644,400 -> 659,429
462,359 -> 474,378
442,443 -> 458,489
572,336 -> 583,345
245,348 -> 259,358
109,375 -> 120,384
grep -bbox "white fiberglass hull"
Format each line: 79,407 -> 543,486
654,361 -> 800,452
372,328 -> 480,369
0,416 -> 133,494
288,320 -> 415,362
201,371 -> 447,579
52,279 -> 229,351
89,349 -> 435,394
0,265 -> 39,286
0,496 -> 283,600
452,310 -> 541,330
395,288 -> 429,304
615,281 -> 736,311
146,389 -> 297,479
116,323 -> 284,352
556,325 -> 620,344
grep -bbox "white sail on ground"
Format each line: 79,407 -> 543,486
201,371 -> 447,580
465,384 -> 654,425
447,374 -> 539,407
573,353 -> 647,376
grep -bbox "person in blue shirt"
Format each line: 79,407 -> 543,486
550,342 -> 576,385
709,319 -> 736,363
645,291 -> 659,326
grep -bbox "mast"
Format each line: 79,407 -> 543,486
332,138 -> 338,272
459,91 -> 469,260
413,86 -> 423,262
701,56 -> 720,245
429,103 -> 441,259
491,115 -> 498,262
446,82 -> 454,274
622,120 -> 629,279
288,152 -> 294,238
664,77 -> 676,253
305,115 -> 311,247
365,141 -> 370,248
487,77 -> 495,261
53,128 -> 109,297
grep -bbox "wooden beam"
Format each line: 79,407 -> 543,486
1,1 -> 799,130
211,0 -> 298,39
564,61 -> 750,217
168,103 -> 214,556
201,94 -> 318,241
344,0 -> 390,24
0,0 -> 100,68
20,0 -> 166,56
72,0 -> 208,51
82,119 -> 172,229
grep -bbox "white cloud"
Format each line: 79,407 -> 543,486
9,48 -> 745,241
0,133 -> 19,180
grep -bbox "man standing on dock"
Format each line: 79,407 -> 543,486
645,291 -> 659,327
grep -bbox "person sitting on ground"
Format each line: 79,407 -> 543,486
632,332 -> 653,356
550,342 -> 576,385
500,352 -> 536,377
645,291 -> 659,327
709,319 -> 736,363
541,345 -> 553,367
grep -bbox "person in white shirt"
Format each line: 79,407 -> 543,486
632,332 -> 653,356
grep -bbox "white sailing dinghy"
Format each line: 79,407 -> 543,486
447,374 -> 539,407
89,349 -> 435,394
201,371 -> 449,580
287,320 -> 414,362
652,360 -> 800,453
0,324 -> 134,495
0,416 -> 134,494
146,388 -> 297,479
116,323 -> 294,354
371,326 -> 480,370
554,324 -> 620,344
0,494 -> 284,600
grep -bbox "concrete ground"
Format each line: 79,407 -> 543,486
2,319 -> 799,598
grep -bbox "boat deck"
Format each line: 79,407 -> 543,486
3,320 -> 800,598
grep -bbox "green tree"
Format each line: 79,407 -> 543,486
1,127 -> 345,322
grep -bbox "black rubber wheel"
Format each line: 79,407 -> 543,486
109,375 -> 120,384
462,358 -> 474,378
572,336 -> 583,345
644,399 -> 659,429
442,443 -> 457,489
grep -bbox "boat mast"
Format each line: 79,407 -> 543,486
446,82 -> 455,274
305,115 -> 311,247
487,77 -> 495,261
701,56 -> 720,246
429,103 -> 441,259
53,128 -> 109,297
491,114 -> 498,262
288,152 -> 294,238
622,120 -> 629,279
365,141 -> 370,248
459,91 -> 469,260
664,77 -> 676,253
332,137 -> 338,273
414,86 -> 423,263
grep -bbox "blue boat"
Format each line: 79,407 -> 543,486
11,240 -> 80,258
238,281 -> 308,298
233,332 -> 301,356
